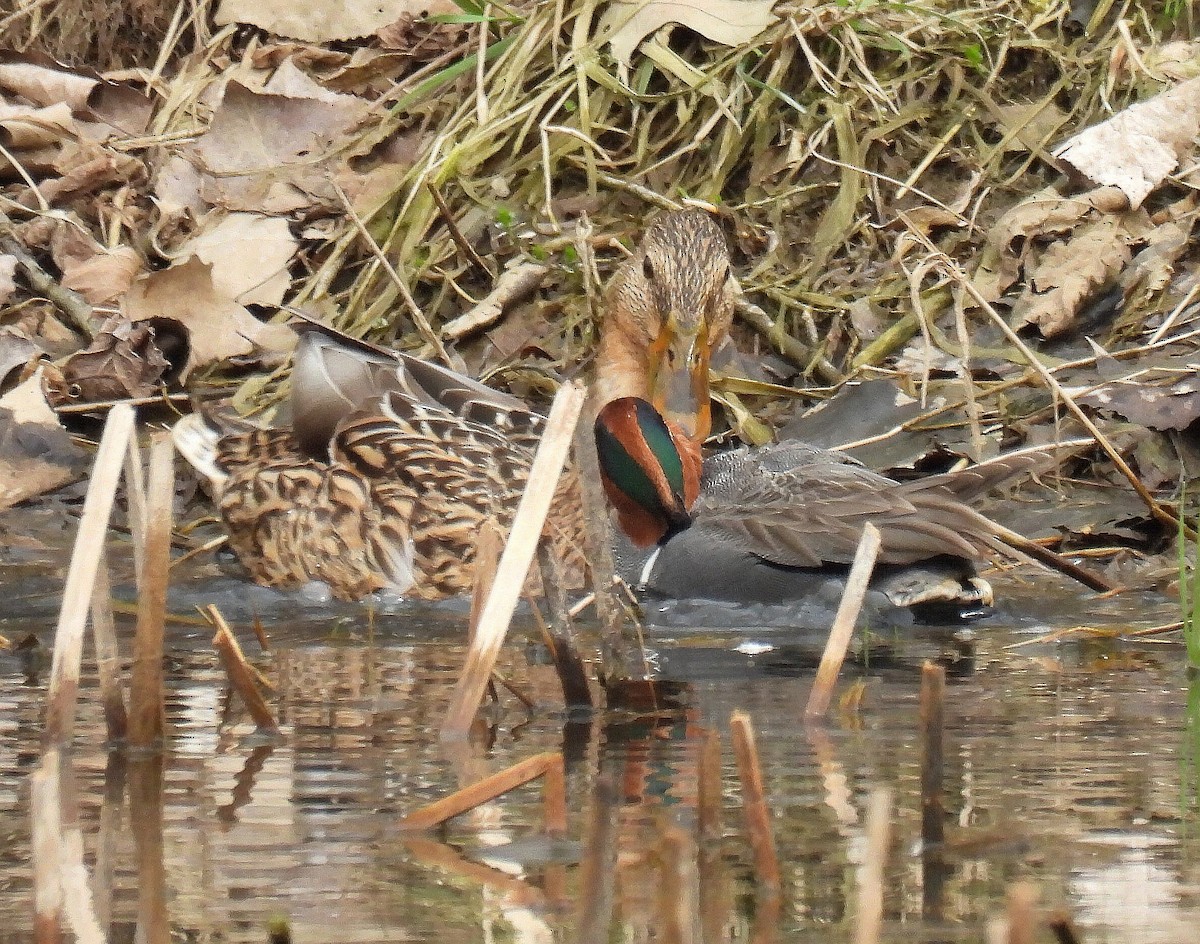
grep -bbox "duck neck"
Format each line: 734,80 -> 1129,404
591,321 -> 650,412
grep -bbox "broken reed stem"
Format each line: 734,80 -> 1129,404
1006,881 -> 1040,944
469,521 -> 503,641
128,755 -> 170,944
440,381 -> 586,741
805,523 -> 882,721
919,661 -> 946,851
542,752 -> 568,835
729,710 -> 781,894
45,402 -> 135,745
697,728 -> 724,843
207,605 -> 279,733
124,434 -> 147,584
571,412 -> 632,680
536,543 -> 593,709
30,749 -> 62,944
57,755 -> 105,944
855,787 -> 893,944
128,433 -> 173,750
90,552 -> 128,742
399,751 -> 564,831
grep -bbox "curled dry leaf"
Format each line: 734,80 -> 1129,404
1010,212 -> 1149,337
181,213 -> 296,307
1054,76 -> 1200,209
0,327 -> 41,389
0,367 -> 87,511
0,100 -> 75,149
598,0 -> 779,67
53,315 -> 169,403
215,0 -> 452,43
0,59 -> 97,111
122,256 -> 296,378
51,222 -> 143,305
188,81 -> 367,214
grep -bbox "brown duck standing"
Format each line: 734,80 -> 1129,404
174,209 -> 1032,620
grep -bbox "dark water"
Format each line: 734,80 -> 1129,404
2,506 -> 1199,943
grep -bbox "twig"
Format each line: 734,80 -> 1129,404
440,381 -> 586,740
207,606 -> 279,733
427,181 -> 493,278
128,433 -> 173,749
399,752 -> 564,830
441,261 -> 550,341
855,788 -> 893,944
805,523 -> 881,720
736,295 -> 840,383
730,710 -> 781,894
331,179 -> 457,369
44,403 -> 135,745
0,224 -> 93,339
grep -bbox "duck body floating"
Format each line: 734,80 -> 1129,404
175,209 -> 1032,621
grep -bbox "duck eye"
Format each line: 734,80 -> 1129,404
642,255 -> 655,281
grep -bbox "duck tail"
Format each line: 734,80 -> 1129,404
172,412 -> 227,489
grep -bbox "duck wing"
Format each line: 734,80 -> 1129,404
691,442 -> 1001,568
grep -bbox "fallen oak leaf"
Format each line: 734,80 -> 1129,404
121,257 -> 295,378
55,314 -> 169,404
598,0 -> 778,67
181,212 -> 296,307
0,366 -> 87,510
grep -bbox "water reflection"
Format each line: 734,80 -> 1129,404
1,578 -> 1199,942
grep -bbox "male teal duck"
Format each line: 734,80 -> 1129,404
175,209 -> 1022,618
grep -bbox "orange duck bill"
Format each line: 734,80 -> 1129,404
646,309 -> 713,442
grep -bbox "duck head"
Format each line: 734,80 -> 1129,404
594,397 -> 702,546
596,209 -> 739,441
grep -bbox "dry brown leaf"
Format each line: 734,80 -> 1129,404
122,256 -> 296,378
0,327 -> 41,389
215,0 -> 451,43
49,222 -> 142,305
55,314 -> 169,403
0,254 -> 16,305
188,81 -> 367,214
1080,375 -> 1200,432
153,154 -> 209,222
0,367 -> 87,510
1054,76 -> 1200,209
0,100 -> 74,149
42,142 -> 145,204
973,186 -> 1129,302
994,100 -> 1069,153
0,60 -> 96,111
183,213 -> 296,307
1010,213 -> 1147,337
598,0 -> 778,67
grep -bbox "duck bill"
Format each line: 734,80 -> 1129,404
647,310 -> 712,441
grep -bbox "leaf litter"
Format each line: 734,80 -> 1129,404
0,0 -> 1198,582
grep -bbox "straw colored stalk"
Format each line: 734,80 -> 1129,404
31,749 -> 63,944
128,433 -> 174,749
44,402 -> 135,745
55,754 -> 105,944
855,787 -> 893,944
90,551 -> 128,742
805,523 -> 881,720
128,755 -> 170,944
440,380 -> 586,740
398,751 -> 565,831
730,710 -> 781,894
207,605 -> 279,733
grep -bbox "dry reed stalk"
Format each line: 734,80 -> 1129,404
855,787 -> 893,944
44,402 -> 135,745
403,838 -> 546,908
128,433 -> 173,749
571,415 -> 632,680
697,728 -> 723,843
655,816 -> 699,944
94,754 -> 127,935
56,754 -> 105,944
30,748 -> 62,944
398,751 -> 564,831
469,521 -> 502,641
575,768 -> 621,944
440,381 -> 586,740
729,710 -> 781,894
804,523 -> 881,720
536,544 -> 593,709
920,661 -> 946,849
90,551 -> 128,742
1006,882 -> 1039,944
128,755 -> 170,944
541,751 -> 568,835
124,433 -> 147,583
207,605 -> 279,733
